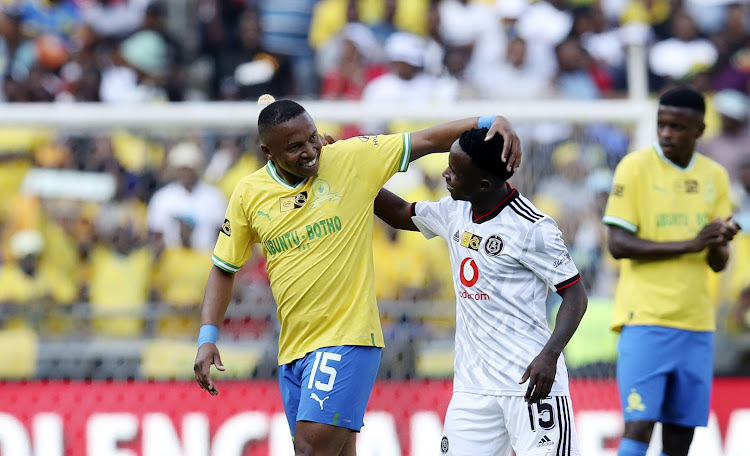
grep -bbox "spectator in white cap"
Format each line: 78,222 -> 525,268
362,32 -> 456,109
147,142 -> 227,253
701,89 -> 750,184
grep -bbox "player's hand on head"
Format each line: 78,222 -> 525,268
485,116 -> 522,172
519,352 -> 558,403
194,343 -> 225,396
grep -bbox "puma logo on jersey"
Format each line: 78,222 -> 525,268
310,393 -> 330,410
258,210 -> 271,221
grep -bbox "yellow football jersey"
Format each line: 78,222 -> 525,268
603,143 -> 732,332
213,133 -> 411,364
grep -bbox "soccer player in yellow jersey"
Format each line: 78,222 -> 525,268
193,99 -> 521,455
603,87 -> 740,456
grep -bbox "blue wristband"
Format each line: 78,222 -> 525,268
478,115 -> 498,129
197,324 -> 219,348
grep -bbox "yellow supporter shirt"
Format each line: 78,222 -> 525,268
372,223 -> 429,300
603,144 -> 732,332
0,263 -> 77,305
213,133 -> 411,364
88,246 -> 153,337
153,247 -> 213,337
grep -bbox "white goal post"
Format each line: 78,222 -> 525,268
0,99 -> 657,150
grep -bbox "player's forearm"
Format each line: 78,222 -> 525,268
409,118 -> 479,161
544,283 -> 587,358
374,189 -> 418,231
607,226 -> 698,260
200,266 -> 236,326
707,244 -> 730,272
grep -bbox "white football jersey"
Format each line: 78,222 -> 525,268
412,189 -> 580,396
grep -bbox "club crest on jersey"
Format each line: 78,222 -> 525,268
310,179 -> 341,208
484,234 -> 503,256
221,218 -> 231,236
460,231 -> 482,251
280,191 -> 308,213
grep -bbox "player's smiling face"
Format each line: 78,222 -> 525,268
261,111 -> 324,184
443,143 -> 481,201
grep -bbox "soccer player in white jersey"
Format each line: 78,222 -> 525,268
375,127 -> 588,456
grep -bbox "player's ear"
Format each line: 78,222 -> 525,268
260,143 -> 272,160
479,178 -> 492,192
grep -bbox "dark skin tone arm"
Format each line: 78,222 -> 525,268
374,189 -> 588,403
410,117 -> 521,171
520,280 -> 587,403
607,217 -> 737,272
373,188 -> 418,231
193,265 -> 234,395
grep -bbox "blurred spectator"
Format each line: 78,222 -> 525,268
86,223 -> 152,337
141,1 -> 184,101
466,0 -> 526,74
437,0 -> 495,49
151,215 -> 211,338
147,141 -> 226,253
259,0 -> 318,97
214,6 -> 292,100
579,5 -> 626,90
0,229 -> 77,309
204,135 -> 264,199
516,0 -> 573,80
369,0 -> 399,45
372,220 -> 433,302
709,3 -> 750,92
80,0 -> 146,39
99,29 -> 168,103
19,0 -> 81,39
534,141 -> 601,241
0,9 -> 35,87
649,9 -> 718,83
320,23 -> 385,100
361,32 -> 457,132
57,23 -> 101,101
701,89 -> 750,184
319,23 -> 387,137
554,38 -> 607,99
474,36 -> 553,100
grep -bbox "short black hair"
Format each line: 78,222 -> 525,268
659,87 -> 705,114
458,128 -> 514,181
258,100 -> 307,139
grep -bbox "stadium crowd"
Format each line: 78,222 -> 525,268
0,0 -> 749,380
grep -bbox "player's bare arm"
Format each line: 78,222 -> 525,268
194,265 -> 234,395
520,279 -> 587,404
607,222 -> 731,261
409,117 -> 522,171
374,188 -> 418,231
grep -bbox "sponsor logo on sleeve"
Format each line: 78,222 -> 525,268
221,219 -> 231,236
613,184 -> 624,196
553,251 -> 572,268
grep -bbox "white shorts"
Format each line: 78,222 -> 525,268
440,391 -> 581,456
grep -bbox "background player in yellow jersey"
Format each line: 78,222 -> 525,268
603,87 -> 740,456
193,99 -> 521,456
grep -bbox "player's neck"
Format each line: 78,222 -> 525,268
470,184 -> 512,217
